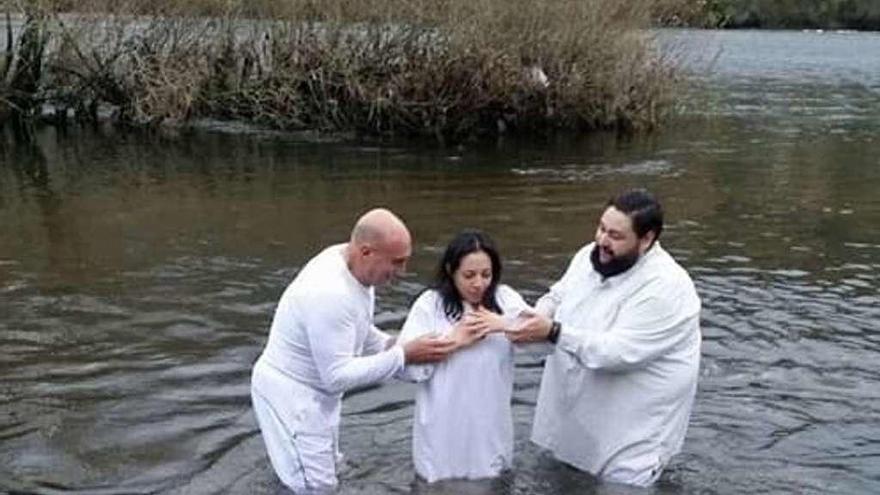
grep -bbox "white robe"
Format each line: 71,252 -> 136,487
532,242 -> 701,486
398,286 -> 530,482
251,244 -> 405,492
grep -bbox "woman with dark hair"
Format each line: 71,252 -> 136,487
398,229 -> 531,482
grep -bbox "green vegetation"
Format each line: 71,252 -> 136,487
700,0 -> 880,30
0,0 -> 690,142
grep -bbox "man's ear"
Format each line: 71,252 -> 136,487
360,244 -> 372,257
639,231 -> 657,254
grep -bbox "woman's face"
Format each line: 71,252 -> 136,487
453,250 -> 493,307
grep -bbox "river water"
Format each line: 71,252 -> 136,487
1,29 -> 879,494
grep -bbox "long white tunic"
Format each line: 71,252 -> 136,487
397,286 -> 530,482
532,242 -> 701,486
251,244 -> 405,490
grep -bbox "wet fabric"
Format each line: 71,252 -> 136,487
398,286 -> 530,482
252,244 -> 405,492
252,361 -> 340,493
532,242 -> 701,486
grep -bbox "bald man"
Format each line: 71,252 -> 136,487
251,209 -> 475,493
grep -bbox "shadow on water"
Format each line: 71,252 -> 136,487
2,128 -> 91,290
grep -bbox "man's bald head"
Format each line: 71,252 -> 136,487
346,208 -> 412,286
350,208 -> 411,248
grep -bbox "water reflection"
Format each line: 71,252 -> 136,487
2,29 -> 880,495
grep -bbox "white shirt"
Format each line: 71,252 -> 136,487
532,242 -> 701,486
253,244 -> 405,437
398,286 -> 530,482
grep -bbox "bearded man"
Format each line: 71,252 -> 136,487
510,189 -> 702,486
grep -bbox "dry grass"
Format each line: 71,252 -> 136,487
1,0 -> 690,140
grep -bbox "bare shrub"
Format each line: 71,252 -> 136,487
3,0 -> 691,139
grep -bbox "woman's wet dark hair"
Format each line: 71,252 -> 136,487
433,229 -> 503,321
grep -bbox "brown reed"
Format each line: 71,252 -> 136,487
1,0 -> 692,140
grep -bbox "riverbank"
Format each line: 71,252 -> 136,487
0,1 -> 691,142
699,0 -> 880,30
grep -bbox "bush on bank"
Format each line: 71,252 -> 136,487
1,0 -> 688,141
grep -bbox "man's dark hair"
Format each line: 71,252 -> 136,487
607,189 -> 664,243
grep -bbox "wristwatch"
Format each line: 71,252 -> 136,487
547,321 -> 562,344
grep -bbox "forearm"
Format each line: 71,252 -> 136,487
555,328 -> 625,370
364,325 -> 395,354
319,346 -> 405,394
554,321 -> 685,371
534,291 -> 560,318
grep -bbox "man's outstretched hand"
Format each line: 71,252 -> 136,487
506,309 -> 553,343
402,334 -> 458,364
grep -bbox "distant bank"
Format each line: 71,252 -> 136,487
697,1 -> 880,30
0,0 -> 687,143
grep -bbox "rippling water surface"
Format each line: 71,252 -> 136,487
2,30 -> 880,494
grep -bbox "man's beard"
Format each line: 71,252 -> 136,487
590,244 -> 640,279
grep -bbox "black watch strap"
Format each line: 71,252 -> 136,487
547,321 -> 562,344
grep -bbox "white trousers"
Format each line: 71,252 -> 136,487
252,361 -> 341,493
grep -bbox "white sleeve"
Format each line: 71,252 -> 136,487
395,292 -> 438,382
556,277 -> 700,371
363,325 -> 394,355
534,287 -> 562,318
300,294 -> 405,395
497,285 -> 555,355
498,286 -> 536,350
497,285 -> 531,320
534,245 -> 590,318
